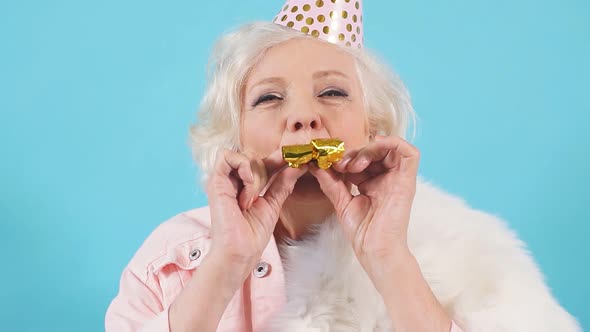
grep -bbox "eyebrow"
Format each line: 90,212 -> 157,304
248,70 -> 351,92
312,70 -> 350,80
249,77 -> 287,91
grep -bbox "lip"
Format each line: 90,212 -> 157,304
280,135 -> 332,147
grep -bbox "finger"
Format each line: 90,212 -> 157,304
308,162 -> 353,211
346,143 -> 389,173
209,149 -> 255,203
332,149 -> 360,173
347,136 -> 420,175
374,134 -> 386,141
345,165 -> 380,187
257,164 -> 290,198
214,149 -> 255,184
346,153 -> 392,185
234,148 -> 286,210
241,157 -> 269,210
253,147 -> 291,201
262,149 -> 287,176
254,165 -> 309,218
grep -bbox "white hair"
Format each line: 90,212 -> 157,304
188,22 -> 417,185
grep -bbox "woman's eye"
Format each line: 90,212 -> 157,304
253,94 -> 283,106
319,89 -> 348,98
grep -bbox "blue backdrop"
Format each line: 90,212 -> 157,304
1,0 -> 588,330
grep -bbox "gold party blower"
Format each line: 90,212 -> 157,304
281,138 -> 345,169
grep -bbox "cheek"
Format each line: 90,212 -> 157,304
326,106 -> 368,150
241,114 -> 282,154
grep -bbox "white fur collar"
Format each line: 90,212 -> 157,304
264,176 -> 581,332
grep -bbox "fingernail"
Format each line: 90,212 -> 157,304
350,158 -> 366,170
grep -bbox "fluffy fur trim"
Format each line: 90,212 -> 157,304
265,176 -> 581,332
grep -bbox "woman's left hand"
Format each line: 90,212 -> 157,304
310,135 -> 457,332
308,135 -> 420,279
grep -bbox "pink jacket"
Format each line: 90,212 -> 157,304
105,206 -> 464,332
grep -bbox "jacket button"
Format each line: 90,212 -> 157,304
253,262 -> 271,278
189,249 -> 201,261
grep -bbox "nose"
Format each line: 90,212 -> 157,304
286,109 -> 322,132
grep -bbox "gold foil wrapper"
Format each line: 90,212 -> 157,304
282,138 -> 345,169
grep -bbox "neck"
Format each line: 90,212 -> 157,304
274,189 -> 335,245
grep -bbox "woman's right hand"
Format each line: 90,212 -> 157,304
205,148 -> 307,282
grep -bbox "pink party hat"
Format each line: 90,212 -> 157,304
273,0 -> 364,49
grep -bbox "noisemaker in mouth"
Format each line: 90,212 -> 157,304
282,138 -> 345,169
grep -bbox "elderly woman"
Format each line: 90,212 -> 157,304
105,1 -> 581,331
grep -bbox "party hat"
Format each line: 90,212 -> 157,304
273,0 -> 364,49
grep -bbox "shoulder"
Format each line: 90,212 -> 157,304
410,176 -> 522,247
125,206 -> 213,283
409,176 -> 540,293
409,176 -> 581,330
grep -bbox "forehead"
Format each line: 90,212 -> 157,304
246,38 -> 357,83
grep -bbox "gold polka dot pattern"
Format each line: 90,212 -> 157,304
273,0 -> 364,49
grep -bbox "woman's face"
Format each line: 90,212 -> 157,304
241,37 -> 370,195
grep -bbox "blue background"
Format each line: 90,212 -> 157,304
1,0 -> 588,330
